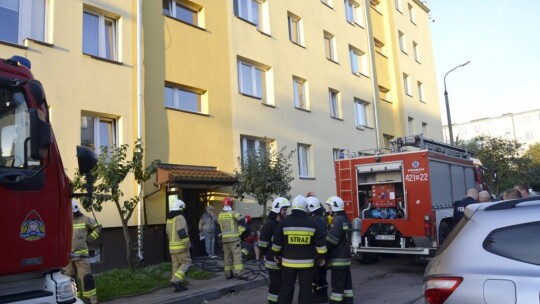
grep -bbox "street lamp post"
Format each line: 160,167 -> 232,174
444,60 -> 470,146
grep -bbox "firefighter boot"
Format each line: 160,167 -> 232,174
171,282 -> 187,292
313,286 -> 329,303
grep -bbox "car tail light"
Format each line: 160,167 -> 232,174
424,277 -> 463,304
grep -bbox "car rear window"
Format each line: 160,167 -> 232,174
483,221 -> 540,265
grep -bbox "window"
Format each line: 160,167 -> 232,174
413,41 -> 420,62
297,143 -> 312,177
240,136 -> 269,163
293,76 -> 308,110
83,9 -> 118,61
321,0 -> 333,7
422,122 -> 428,137
349,45 -> 368,76
234,0 -> 259,26
324,31 -> 337,62
162,0 -> 204,28
483,221 -> 540,266
417,81 -> 425,102
370,0 -> 381,12
164,84 -> 206,114
383,134 -> 393,149
288,12 -> 304,46
395,0 -> 402,12
379,86 -> 390,102
0,0 -> 47,44
354,98 -> 369,128
374,38 -> 386,56
238,59 -> 265,99
408,117 -> 414,135
329,88 -> 341,119
345,0 -> 361,25
408,3 -> 416,24
398,31 -> 407,53
403,73 -> 411,96
81,114 -> 117,153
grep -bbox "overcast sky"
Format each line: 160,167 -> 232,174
428,1 -> 540,124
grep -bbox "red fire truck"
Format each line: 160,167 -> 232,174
335,135 -> 487,263
0,56 -> 96,303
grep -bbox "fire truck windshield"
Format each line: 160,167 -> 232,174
0,87 -> 31,168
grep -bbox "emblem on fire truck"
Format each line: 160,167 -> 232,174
20,210 -> 46,241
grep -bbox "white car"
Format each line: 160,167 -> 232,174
423,197 -> 540,304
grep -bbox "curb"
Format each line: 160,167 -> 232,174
166,276 -> 268,304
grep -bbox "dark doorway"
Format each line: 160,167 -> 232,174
182,188 -> 207,257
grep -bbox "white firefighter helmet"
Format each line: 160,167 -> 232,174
325,196 -> 344,212
306,196 -> 322,212
291,195 -> 308,212
72,200 -> 80,213
271,197 -> 291,213
171,199 -> 186,211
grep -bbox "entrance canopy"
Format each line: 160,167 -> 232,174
156,164 -> 237,188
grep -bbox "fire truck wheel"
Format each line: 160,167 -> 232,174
357,253 -> 379,264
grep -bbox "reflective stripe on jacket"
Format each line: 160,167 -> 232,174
326,212 -> 351,268
218,210 -> 243,243
72,214 -> 101,258
166,215 -> 191,253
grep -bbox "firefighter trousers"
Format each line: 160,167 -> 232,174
171,250 -> 192,284
313,263 -> 328,289
329,267 -> 353,304
266,268 -> 281,303
64,258 -> 98,304
222,240 -> 243,277
278,267 -> 313,304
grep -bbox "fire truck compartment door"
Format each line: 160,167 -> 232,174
357,162 -> 402,173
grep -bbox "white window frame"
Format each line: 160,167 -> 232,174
417,81 -> 425,103
413,41 -> 420,62
81,114 -> 117,153
288,12 -> 304,46
238,59 -> 265,99
345,0 -> 361,25
164,84 -> 207,114
297,143 -> 312,178
0,0 -> 47,45
422,122 -> 428,137
349,45 -> 368,76
403,73 -> 411,96
240,136 -> 269,163
321,0 -> 333,8
379,86 -> 390,102
408,116 -> 414,135
408,3 -> 416,24
162,0 -> 204,28
354,98 -> 369,128
83,9 -> 118,61
235,0 -> 259,27
395,0 -> 402,12
324,31 -> 337,62
398,31 -> 407,53
293,76 -> 308,110
374,38 -> 386,56
329,88 -> 342,119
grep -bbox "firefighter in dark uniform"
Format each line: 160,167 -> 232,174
272,195 -> 327,304
258,197 -> 290,303
166,199 -> 192,292
218,197 -> 248,279
325,196 -> 353,304
65,200 -> 101,304
306,196 -> 329,303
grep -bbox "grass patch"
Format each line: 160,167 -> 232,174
93,263 -> 213,302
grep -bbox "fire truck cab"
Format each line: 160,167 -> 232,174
335,135 -> 487,263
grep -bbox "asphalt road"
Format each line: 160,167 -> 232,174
211,254 -> 426,304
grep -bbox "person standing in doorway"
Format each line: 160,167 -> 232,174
199,205 -> 217,258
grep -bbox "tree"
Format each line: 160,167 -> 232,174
523,143 -> 540,191
233,146 -> 295,219
461,135 -> 531,196
74,139 -> 160,270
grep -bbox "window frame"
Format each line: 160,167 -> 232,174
354,98 -> 369,129
417,81 -> 425,103
234,0 -> 260,27
324,31 -> 337,62
297,143 -> 312,178
345,0 -> 361,26
80,114 -> 118,154
240,136 -> 269,163
349,45 -> 367,76
288,12 -> 304,46
403,73 -> 411,96
379,86 -> 390,103
162,0 -> 204,28
237,59 -> 265,100
408,3 -> 416,24
293,76 -> 308,110
413,41 -> 420,62
329,88 -> 342,119
164,84 -> 207,114
83,8 -> 118,61
398,31 -> 407,54
0,0 -> 48,45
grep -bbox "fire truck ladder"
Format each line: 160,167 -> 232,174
391,134 -> 473,159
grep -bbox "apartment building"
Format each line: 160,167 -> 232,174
1,0 -> 442,268
443,109 -> 540,151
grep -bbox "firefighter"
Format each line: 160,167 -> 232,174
64,200 -> 101,304
306,196 -> 329,303
218,197 -> 248,280
166,199 -> 192,292
240,215 -> 254,261
272,195 -> 327,304
324,196 -> 353,304
258,197 -> 290,303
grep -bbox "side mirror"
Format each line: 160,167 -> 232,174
29,108 -> 51,160
76,146 -> 97,175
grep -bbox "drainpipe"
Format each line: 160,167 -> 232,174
136,0 -> 144,262
363,0 -> 381,149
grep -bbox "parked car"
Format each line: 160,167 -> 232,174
423,197 -> 540,304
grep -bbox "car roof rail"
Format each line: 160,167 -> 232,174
485,197 -> 539,211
